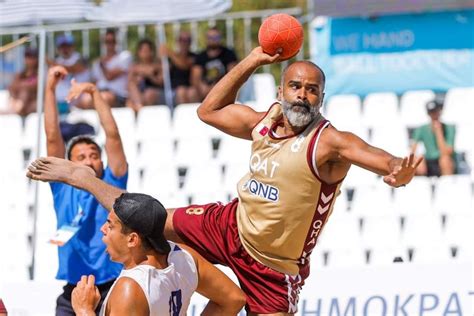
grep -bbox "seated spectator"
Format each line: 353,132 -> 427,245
191,27 -> 237,101
127,39 -> 163,112
47,34 -> 91,112
92,29 -> 132,108
411,99 -> 456,176
6,47 -> 38,117
160,31 -> 199,104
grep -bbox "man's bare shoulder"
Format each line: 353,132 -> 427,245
107,277 -> 149,315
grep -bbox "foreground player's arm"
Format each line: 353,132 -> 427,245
197,47 -> 280,140
327,128 -> 422,187
104,278 -> 149,316
67,80 -> 128,177
27,157 -> 124,211
44,66 -> 68,158
180,244 -> 246,315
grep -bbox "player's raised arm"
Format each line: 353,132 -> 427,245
44,66 -> 68,158
67,80 -> 127,177
196,47 -> 280,140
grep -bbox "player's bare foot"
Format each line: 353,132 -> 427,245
27,157 -> 95,185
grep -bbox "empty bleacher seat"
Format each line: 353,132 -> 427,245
370,124 -> 410,157
443,87 -> 474,125
324,94 -> 362,130
252,73 -> 277,110
136,105 -> 172,142
393,177 -> 433,215
0,89 -> 10,112
363,92 -> 400,128
432,175 -> 472,214
400,90 -> 435,128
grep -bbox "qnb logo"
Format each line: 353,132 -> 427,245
243,179 -> 279,202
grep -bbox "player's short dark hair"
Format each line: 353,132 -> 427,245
66,135 -> 102,160
280,61 -> 326,90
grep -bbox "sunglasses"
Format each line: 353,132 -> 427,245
207,35 -> 221,41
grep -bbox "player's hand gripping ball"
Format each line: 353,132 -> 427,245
258,13 -> 304,59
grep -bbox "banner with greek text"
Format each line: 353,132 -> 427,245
310,10 -> 474,97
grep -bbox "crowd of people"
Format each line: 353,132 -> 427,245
4,27 -> 237,117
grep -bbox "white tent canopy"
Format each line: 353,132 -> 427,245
0,0 -> 97,27
87,0 -> 232,23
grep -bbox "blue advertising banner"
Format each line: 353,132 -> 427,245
310,10 -> 474,97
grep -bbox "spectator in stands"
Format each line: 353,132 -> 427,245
6,47 -> 38,117
0,298 -> 7,316
44,65 -> 128,316
92,29 -> 132,108
411,99 -> 456,176
47,34 -> 91,112
160,30 -> 199,104
191,27 -> 237,101
127,39 -> 163,112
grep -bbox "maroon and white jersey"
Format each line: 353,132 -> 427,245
237,102 -> 342,276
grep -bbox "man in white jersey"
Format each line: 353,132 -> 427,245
27,161 -> 245,316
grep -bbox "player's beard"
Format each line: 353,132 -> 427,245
281,98 -> 319,127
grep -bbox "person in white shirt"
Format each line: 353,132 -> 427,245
47,34 -> 91,112
27,160 -> 246,316
91,29 -> 132,108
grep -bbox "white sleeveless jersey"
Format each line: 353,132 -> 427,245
100,241 -> 198,316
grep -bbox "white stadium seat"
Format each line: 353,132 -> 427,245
0,89 -> 10,112
443,87 -> 474,125
136,105 -> 172,142
324,94 -> 362,130
400,90 -> 435,128
253,73 -> 277,109
363,92 -> 400,128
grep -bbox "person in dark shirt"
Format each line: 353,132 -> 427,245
191,27 -> 237,101
160,31 -> 199,104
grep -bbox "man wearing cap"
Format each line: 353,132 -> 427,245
47,34 -> 91,112
44,65 -> 128,315
27,162 -> 246,315
411,99 -> 456,176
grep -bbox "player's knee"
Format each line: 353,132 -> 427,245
227,290 -> 247,313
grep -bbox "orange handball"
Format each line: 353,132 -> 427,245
258,13 -> 304,59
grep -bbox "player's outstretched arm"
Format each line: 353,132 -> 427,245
27,157 -> 124,211
67,80 -> 127,177
328,128 -> 422,187
197,47 -> 281,140
44,66 -> 68,158
180,244 -> 246,315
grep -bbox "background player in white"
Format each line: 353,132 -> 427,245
27,160 -> 246,316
